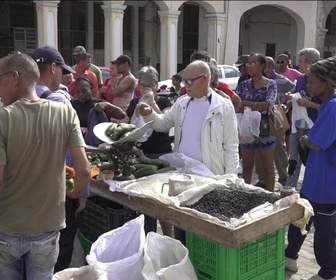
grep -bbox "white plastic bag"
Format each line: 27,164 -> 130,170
52,265 -> 108,280
130,100 -> 153,142
142,232 -> 198,280
159,152 -> 214,177
86,215 -> 146,280
291,92 -> 314,133
237,108 -> 261,144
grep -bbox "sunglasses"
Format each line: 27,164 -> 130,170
182,75 -> 205,86
277,61 -> 286,64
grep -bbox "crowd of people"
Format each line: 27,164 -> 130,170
0,44 -> 335,280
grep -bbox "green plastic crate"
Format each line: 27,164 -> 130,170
186,228 -> 285,280
77,230 -> 93,256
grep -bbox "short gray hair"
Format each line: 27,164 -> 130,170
298,48 -> 320,64
186,60 -> 211,77
0,53 -> 40,84
138,66 -> 159,85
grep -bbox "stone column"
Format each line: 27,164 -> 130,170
87,1 -> 94,55
34,0 -> 60,47
131,6 -> 139,74
158,9 -> 181,80
316,28 -> 328,58
204,13 -> 226,64
101,2 -> 127,66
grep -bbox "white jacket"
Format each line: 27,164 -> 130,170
143,89 -> 239,175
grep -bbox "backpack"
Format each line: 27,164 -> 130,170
85,108 -> 109,146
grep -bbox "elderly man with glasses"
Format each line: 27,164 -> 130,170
137,60 -> 240,244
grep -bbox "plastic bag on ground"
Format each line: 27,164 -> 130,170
52,265 -> 108,280
142,232 -> 197,280
86,215 -> 146,280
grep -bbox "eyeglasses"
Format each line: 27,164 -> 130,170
0,71 -> 13,79
139,83 -> 155,88
245,62 -> 258,67
182,75 -> 205,86
277,61 -> 286,64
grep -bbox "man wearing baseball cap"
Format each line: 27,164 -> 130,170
32,45 -> 74,105
112,54 -> 132,66
234,54 -> 250,87
108,54 -> 136,122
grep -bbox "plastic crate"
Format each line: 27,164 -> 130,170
77,196 -> 135,241
186,228 -> 285,280
77,230 -> 93,256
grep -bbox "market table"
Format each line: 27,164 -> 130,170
89,179 -> 304,248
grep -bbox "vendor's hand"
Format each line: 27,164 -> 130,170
94,102 -> 108,112
137,102 -> 152,116
297,98 -> 309,107
75,197 -> 87,214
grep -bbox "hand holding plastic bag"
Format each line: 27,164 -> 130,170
142,232 -> 197,280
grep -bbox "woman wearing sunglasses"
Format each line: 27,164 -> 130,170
236,53 -> 277,192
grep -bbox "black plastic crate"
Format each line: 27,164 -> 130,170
77,196 -> 135,241
77,195 -> 157,241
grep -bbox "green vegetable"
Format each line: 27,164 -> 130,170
155,166 -> 176,174
66,178 -> 74,190
137,150 -> 170,169
104,124 -> 115,137
132,165 -> 158,179
100,163 -> 115,171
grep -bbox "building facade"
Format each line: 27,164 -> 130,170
0,0 -> 335,80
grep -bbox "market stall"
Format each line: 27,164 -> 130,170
80,121 -> 307,280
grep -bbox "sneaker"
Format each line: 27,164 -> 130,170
285,256 -> 298,272
301,274 -> 336,280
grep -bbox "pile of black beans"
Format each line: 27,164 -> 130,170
186,189 -> 280,222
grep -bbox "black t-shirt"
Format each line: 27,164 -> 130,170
71,97 -> 103,128
127,96 -> 172,154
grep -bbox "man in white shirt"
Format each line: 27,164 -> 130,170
138,60 -> 239,244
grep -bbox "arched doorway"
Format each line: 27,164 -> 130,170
239,5 -> 298,61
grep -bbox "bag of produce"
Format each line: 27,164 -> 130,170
52,265 -> 108,280
86,215 -> 145,280
142,232 -> 197,280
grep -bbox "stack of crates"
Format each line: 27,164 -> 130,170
186,228 -> 285,280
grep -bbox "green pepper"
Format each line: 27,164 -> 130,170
66,178 -> 74,190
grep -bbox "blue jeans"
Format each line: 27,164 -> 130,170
0,230 -> 60,280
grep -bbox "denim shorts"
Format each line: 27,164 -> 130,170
240,135 -> 276,150
0,230 -> 60,280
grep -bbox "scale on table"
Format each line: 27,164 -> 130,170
87,121 -> 154,181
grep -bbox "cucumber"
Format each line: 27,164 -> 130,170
137,150 -> 170,169
133,163 -> 155,170
130,165 -> 136,173
155,166 -> 176,174
133,165 -> 158,179
104,124 -> 115,137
